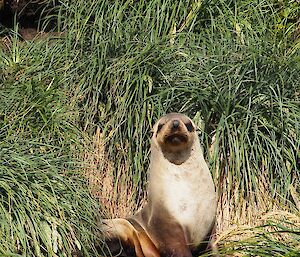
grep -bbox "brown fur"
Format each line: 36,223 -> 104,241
103,218 -> 160,257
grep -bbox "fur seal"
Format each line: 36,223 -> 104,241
103,113 -> 217,257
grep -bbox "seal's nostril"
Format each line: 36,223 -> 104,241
172,120 -> 179,128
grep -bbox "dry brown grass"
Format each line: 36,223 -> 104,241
83,127 -> 143,219
216,180 -> 300,253
216,177 -> 276,233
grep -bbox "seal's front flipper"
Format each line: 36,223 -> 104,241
102,218 -> 160,257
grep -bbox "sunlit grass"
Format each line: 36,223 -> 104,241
215,202 -> 300,256
0,0 -> 299,256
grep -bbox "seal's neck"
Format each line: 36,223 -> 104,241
161,147 -> 192,165
152,137 -> 203,165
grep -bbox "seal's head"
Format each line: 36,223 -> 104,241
152,113 -> 197,165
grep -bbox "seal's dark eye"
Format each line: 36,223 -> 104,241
185,122 -> 194,132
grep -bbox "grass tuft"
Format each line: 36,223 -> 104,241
0,0 -> 299,256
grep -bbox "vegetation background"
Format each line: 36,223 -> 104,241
0,0 -> 299,256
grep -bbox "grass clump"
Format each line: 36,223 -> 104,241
0,39 -> 102,255
0,149 -> 99,256
216,199 -> 300,256
0,0 -> 299,256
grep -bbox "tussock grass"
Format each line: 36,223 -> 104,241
0,148 -> 99,256
216,203 -> 300,256
84,127 -> 140,218
0,0 -> 299,256
0,36 -> 102,255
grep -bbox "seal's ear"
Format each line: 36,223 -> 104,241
149,128 -> 154,137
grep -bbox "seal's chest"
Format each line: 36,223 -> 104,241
164,171 -> 204,223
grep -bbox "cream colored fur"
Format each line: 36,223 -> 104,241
102,113 -> 217,257
148,119 -> 216,247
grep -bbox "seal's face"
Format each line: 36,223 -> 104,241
152,113 -> 196,164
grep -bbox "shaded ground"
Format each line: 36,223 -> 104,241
0,0 -> 58,39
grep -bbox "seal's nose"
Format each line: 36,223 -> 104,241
172,120 -> 180,129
